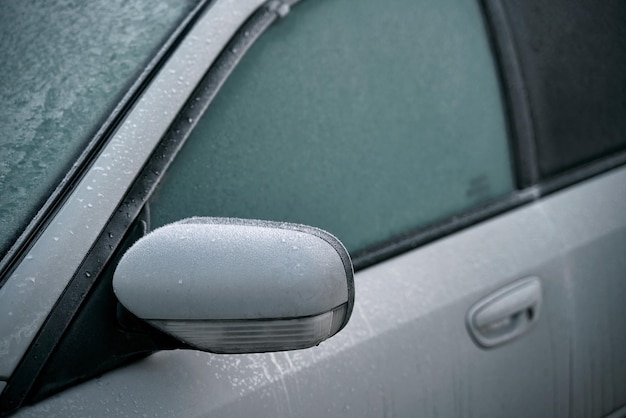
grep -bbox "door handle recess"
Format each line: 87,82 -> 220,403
467,277 -> 542,349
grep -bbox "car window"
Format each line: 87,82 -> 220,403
0,0 -> 200,258
501,0 -> 626,179
149,0 -> 514,254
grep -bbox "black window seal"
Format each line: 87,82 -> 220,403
538,151 -> 626,197
480,0 -> 539,190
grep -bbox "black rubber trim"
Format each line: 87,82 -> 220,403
0,4 -> 282,415
25,208 -> 182,405
0,0 -> 211,289
538,151 -> 626,197
480,0 -> 539,189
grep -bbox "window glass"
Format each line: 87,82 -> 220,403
0,0 -> 200,257
150,0 -> 514,253
502,0 -> 626,178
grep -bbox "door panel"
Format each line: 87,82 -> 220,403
15,200 -> 569,417
541,166 -> 626,417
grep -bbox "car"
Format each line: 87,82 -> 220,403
1,0 -> 626,416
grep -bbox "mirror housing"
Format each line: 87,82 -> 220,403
113,217 -> 354,354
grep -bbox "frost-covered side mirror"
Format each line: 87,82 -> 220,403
113,218 -> 354,354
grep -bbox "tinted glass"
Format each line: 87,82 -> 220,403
0,0 -> 200,257
502,0 -> 626,178
150,0 -> 514,253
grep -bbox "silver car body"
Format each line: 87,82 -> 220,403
1,0 -> 625,416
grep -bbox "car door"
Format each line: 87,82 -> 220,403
11,0 -> 572,416
141,0 -> 572,415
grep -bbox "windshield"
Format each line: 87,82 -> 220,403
0,0 -> 200,259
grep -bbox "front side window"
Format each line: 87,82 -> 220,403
150,0 -> 514,255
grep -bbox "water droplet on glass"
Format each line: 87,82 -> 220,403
276,3 -> 290,17
85,272 -> 92,278
178,280 -> 183,285
53,237 -> 59,241
86,186 -> 93,191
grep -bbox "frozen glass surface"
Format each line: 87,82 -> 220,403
0,0 -> 199,257
151,0 -> 514,253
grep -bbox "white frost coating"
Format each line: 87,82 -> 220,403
0,0 -> 267,379
113,223 -> 348,320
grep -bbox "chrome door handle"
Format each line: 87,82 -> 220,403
467,277 -> 542,349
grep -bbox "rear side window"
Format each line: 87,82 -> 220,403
150,0 -> 514,254
502,0 -> 626,178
